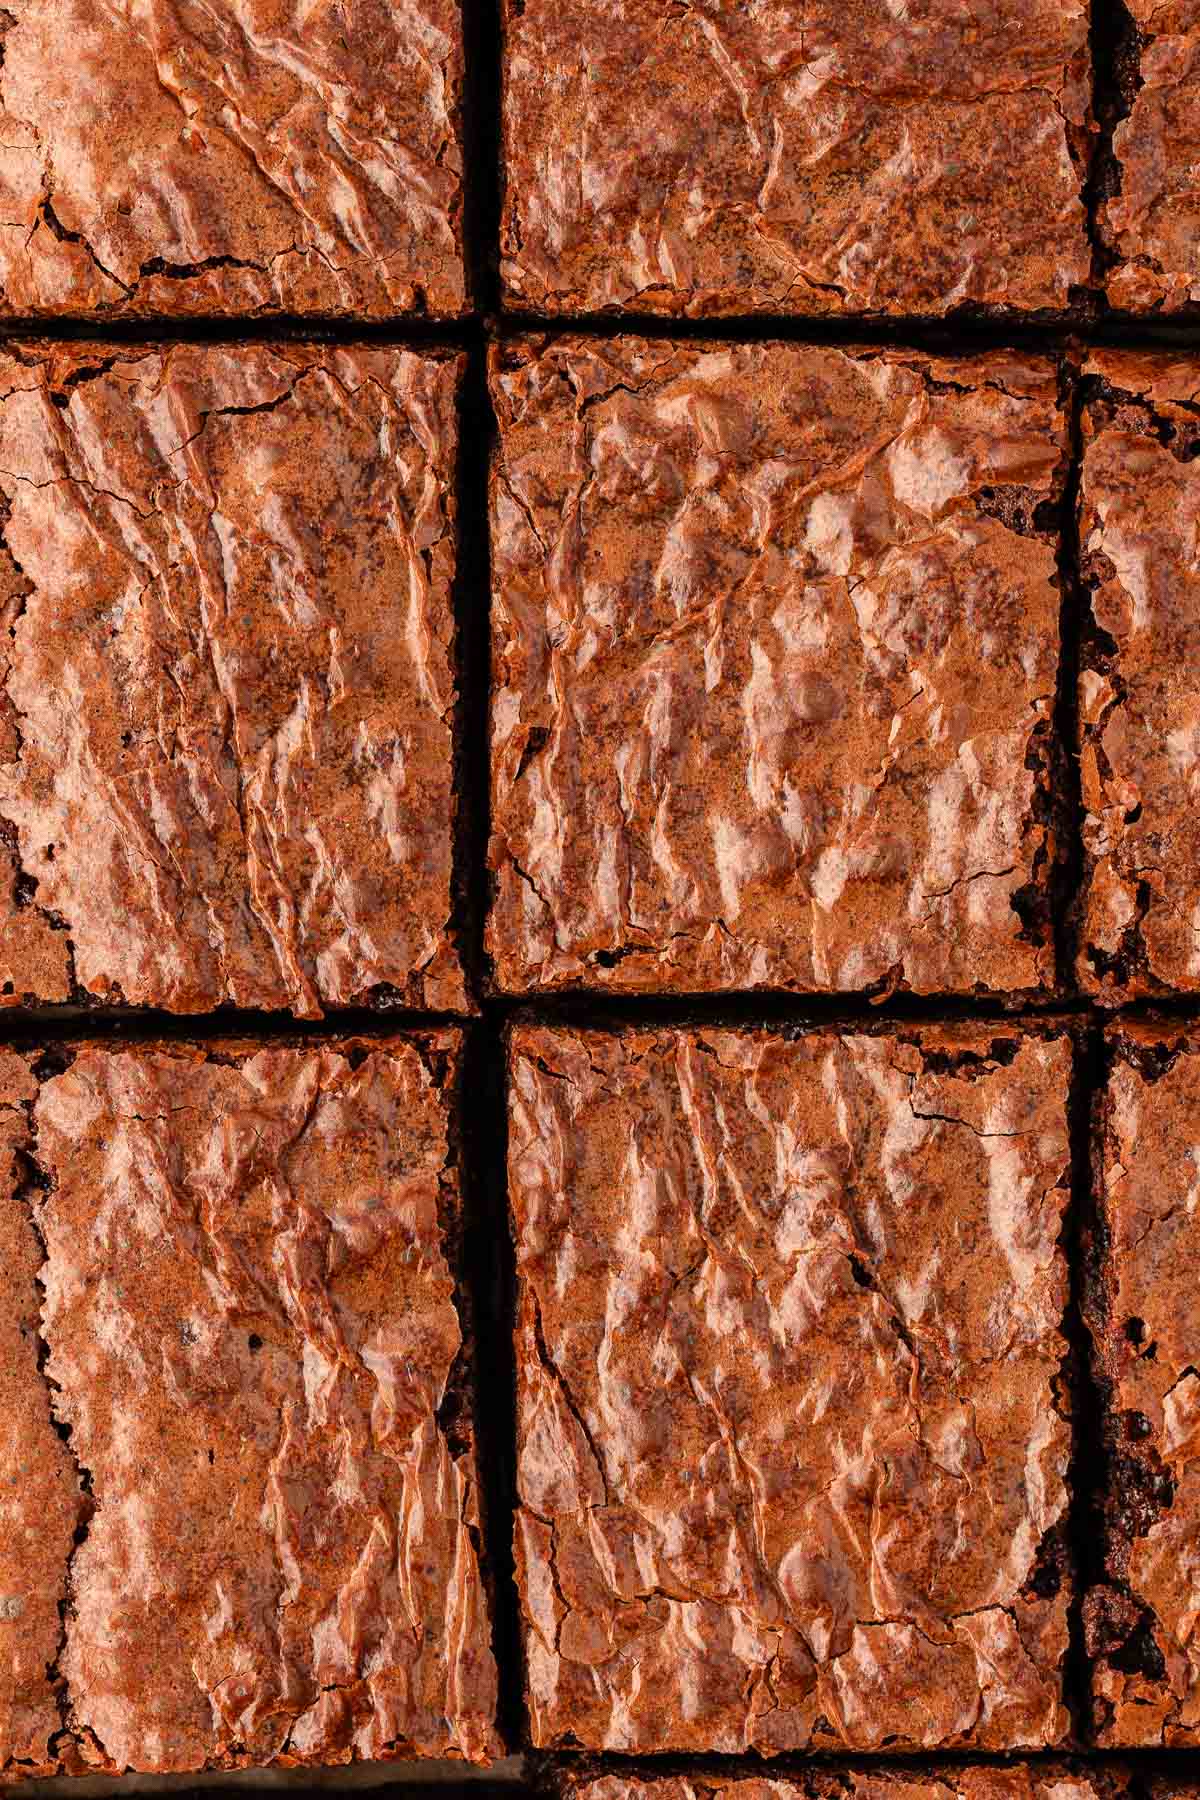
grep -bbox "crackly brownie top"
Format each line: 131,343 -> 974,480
0,342 -> 466,1017
0,0 -> 465,317
559,1767 -> 1116,1800
1086,1023 -> 1200,1744
500,0 -> 1091,317
15,1034 -> 498,1775
509,1024 -> 1072,1755
1078,351 -> 1200,1002
1103,0 -> 1200,311
490,338 -> 1065,1000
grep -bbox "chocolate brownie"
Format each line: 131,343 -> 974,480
549,1766 -> 1124,1800
1101,1 -> 1200,310
499,0 -> 1091,318
1084,1021 -> 1200,1744
1077,352 -> 1200,1002
2,1031 -> 498,1777
0,0 -> 465,318
489,338 -> 1066,1000
509,1023 -> 1073,1753
0,1050 -> 80,1780
0,342 -> 467,1017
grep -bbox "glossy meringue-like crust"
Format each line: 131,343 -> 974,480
29,1035 -> 498,1774
0,0 -> 464,318
0,342 -> 466,1017
489,338 -> 1064,999
1087,1025 -> 1200,1744
561,1766 -> 1114,1800
1103,0 -> 1200,311
499,0 -> 1091,318
1077,352 -> 1200,1001
509,1024 -> 1073,1754
0,1051 -> 81,1781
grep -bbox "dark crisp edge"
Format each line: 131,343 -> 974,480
1080,1020 -> 1193,1739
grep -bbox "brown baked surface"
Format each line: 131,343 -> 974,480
489,337 -> 1066,1000
0,341 -> 466,1017
1084,1021 -> 1200,1744
1102,0 -> 1200,311
509,1022 -> 1072,1754
499,0 -> 1091,318
553,1765 -> 1126,1800
1077,352 -> 1200,1002
0,1032 -> 498,1778
0,0 -> 465,318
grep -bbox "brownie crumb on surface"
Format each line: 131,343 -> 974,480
489,338 -> 1068,1001
1,1033 -> 498,1779
509,1022 -> 1073,1754
1085,1021 -> 1200,1744
0,342 -> 468,1017
499,0 -> 1092,319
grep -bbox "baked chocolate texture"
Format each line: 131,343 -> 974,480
1084,1021 -> 1200,1744
500,0 -> 1091,318
0,0 -> 464,318
1101,0 -> 1200,311
0,1032 -> 498,1778
1077,352 -> 1200,1002
0,342 -> 467,1017
547,1765 -> 1130,1800
490,338 -> 1066,999
510,1023 -> 1073,1754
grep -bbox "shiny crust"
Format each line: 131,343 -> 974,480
489,337 -> 1065,999
0,0 -> 465,318
1077,352 -> 1200,1001
16,1033 -> 498,1776
1085,1023 -> 1200,1744
499,0 -> 1091,318
0,342 -> 466,1017
559,1768 -> 1117,1800
509,1023 -> 1073,1754
1104,0 -> 1200,311
0,1051 -> 80,1780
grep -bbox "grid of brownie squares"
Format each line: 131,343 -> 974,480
4,0 -> 1200,1790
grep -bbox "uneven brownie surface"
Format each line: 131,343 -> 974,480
509,1023 -> 1073,1754
4,1032 -> 497,1777
490,338 -> 1065,999
1077,351 -> 1200,1002
0,1050 -> 80,1780
1084,1022 -> 1200,1744
0,0 -> 464,318
499,0 -> 1091,319
0,342 -> 466,1017
554,1765 -> 1121,1800
1101,0 -> 1200,311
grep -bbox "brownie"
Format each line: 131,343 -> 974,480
499,0 -> 1091,319
0,0 -> 464,318
489,338 -> 1066,1000
1077,351 -> 1200,1002
509,1023 -> 1073,1754
0,1051 -> 80,1779
1101,1 -> 1200,310
1,1031 -> 498,1777
548,1766 -> 1124,1800
1083,1020 -> 1200,1744
0,342 -> 467,1017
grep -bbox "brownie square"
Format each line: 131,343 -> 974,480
2,1031 -> 498,1776
509,1023 -> 1073,1754
551,1767 -> 1122,1800
1077,352 -> 1200,1002
1101,2 -> 1200,311
499,0 -> 1091,319
0,342 -> 467,1016
489,339 -> 1066,1000
0,0 -> 464,318
1084,1021 -> 1200,1744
